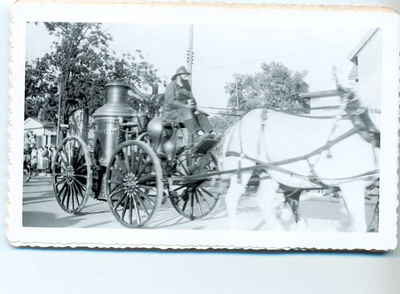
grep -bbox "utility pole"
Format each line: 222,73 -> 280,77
186,24 -> 194,85
235,79 -> 240,114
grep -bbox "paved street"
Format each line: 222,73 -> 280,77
23,175 -> 378,231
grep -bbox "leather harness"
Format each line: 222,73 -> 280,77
225,98 -> 380,186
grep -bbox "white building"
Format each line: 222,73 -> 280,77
309,28 -> 382,121
348,28 -> 381,129
24,118 -> 57,147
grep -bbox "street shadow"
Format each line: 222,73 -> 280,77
23,190 -> 53,195
148,204 -> 228,229
81,210 -> 110,216
81,221 -> 113,228
23,211 -> 83,227
23,194 -> 54,203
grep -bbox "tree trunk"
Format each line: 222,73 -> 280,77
82,107 -> 89,144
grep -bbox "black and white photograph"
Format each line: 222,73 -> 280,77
7,2 -> 399,250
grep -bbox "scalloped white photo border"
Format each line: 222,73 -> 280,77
7,1 -> 399,250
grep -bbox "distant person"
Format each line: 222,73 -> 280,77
37,147 -> 44,175
23,145 -> 32,176
30,146 -> 37,176
48,146 -> 54,174
42,146 -> 50,175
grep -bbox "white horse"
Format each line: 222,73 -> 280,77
220,88 -> 380,232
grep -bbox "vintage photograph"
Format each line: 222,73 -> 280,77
22,21 -> 381,232
8,3 -> 399,250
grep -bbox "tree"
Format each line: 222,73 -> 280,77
25,22 -> 161,142
224,62 -> 309,113
24,58 -> 58,120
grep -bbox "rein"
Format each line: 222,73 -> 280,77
226,127 -> 360,167
225,109 -> 379,185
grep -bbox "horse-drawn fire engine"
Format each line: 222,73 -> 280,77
52,75 -> 380,231
52,80 -> 222,228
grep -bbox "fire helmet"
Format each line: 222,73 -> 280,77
171,66 -> 190,80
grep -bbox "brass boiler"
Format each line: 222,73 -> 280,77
92,80 -> 135,166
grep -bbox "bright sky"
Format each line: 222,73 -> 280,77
26,22 -> 372,108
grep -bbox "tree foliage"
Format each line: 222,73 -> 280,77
25,22 -> 161,123
209,62 -> 310,134
225,62 -> 309,113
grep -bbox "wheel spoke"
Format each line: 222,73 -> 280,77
190,193 -> 194,218
71,178 -> 84,197
72,177 -> 86,192
70,183 -> 76,211
135,186 -> 157,196
130,145 -> 137,170
172,185 -> 187,192
121,196 -> 129,221
135,151 -> 144,177
57,181 -> 68,202
58,152 -> 69,167
135,187 -> 156,206
108,179 -> 123,186
65,143 -> 72,165
74,160 -> 87,172
135,157 -> 148,179
55,177 -> 67,186
178,159 -> 190,175
132,196 -> 142,225
197,189 -> 212,210
181,192 -> 189,212
194,191 -> 204,215
75,142 -> 82,161
135,193 -> 150,217
71,181 -> 82,204
109,187 -> 125,199
199,187 -> 218,200
114,193 -> 127,210
65,184 -> 71,211
129,196 -> 133,225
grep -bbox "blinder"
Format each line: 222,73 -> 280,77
345,98 -> 380,148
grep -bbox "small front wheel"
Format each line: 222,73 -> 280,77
169,152 -> 221,220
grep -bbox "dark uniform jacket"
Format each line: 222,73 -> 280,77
162,80 -> 194,122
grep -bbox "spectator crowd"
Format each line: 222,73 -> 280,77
23,145 -> 56,177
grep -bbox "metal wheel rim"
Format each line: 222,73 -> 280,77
52,136 -> 92,214
106,140 -> 163,228
169,152 -> 221,220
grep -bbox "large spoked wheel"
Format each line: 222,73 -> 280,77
170,152 -> 221,220
52,136 -> 92,214
106,140 -> 163,228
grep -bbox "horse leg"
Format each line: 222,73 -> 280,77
339,182 -> 367,232
255,179 -> 288,231
224,171 -> 252,230
284,190 -> 308,232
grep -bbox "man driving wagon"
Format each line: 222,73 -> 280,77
149,66 -> 219,157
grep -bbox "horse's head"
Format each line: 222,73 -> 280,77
339,87 -> 380,147
334,69 -> 381,134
